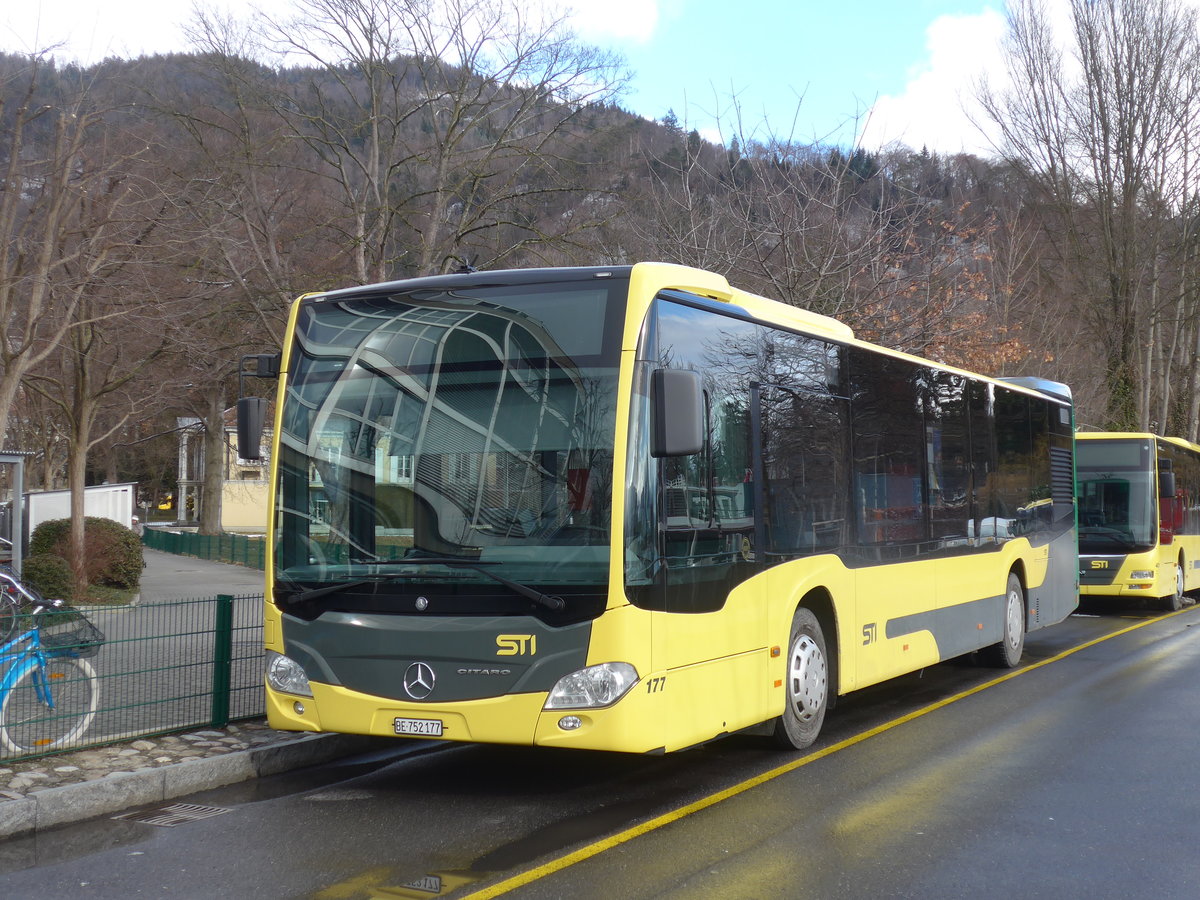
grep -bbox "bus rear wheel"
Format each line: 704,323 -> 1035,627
773,607 -> 829,750
982,572 -> 1025,668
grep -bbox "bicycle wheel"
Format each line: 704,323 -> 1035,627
0,593 -> 17,644
0,657 -> 99,755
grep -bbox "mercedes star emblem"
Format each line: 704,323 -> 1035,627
403,662 -> 436,700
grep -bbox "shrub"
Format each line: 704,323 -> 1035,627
21,553 -> 73,600
28,518 -> 70,558
29,517 -> 144,591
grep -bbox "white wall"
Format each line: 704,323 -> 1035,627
25,483 -> 137,535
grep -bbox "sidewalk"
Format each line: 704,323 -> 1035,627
138,546 -> 267,600
0,548 -> 382,840
0,724 -> 379,840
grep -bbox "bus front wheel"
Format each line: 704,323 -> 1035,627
1163,560 -> 1186,611
982,572 -> 1025,668
773,607 -> 829,750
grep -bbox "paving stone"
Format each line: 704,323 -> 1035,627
0,719 -> 295,798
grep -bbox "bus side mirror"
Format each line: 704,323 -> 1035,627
650,368 -> 704,458
1159,471 -> 1176,499
236,353 -> 281,461
237,397 -> 268,461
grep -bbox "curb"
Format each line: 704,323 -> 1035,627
0,732 -> 379,840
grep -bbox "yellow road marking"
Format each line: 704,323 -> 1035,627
460,606 -> 1197,899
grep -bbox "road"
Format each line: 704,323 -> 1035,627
1,600 -> 1198,899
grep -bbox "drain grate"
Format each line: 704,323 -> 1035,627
114,802 -> 231,827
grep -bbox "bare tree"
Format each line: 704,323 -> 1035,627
153,43 -> 340,346
621,118 -> 1030,373
27,304 -> 172,595
5,384 -> 67,490
187,0 -> 627,282
0,53 -> 207,592
978,0 -> 1200,430
0,55 -> 156,444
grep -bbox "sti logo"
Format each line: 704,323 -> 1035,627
1090,560 -> 1109,570
496,634 -> 537,656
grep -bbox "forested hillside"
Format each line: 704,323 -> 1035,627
4,0 -> 1200,537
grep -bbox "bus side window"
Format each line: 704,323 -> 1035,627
992,390 -> 1036,533
850,350 -> 926,548
925,372 -> 971,545
759,384 -> 848,557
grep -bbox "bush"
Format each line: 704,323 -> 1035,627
28,518 -> 69,558
21,553 -> 73,600
29,517 -> 144,591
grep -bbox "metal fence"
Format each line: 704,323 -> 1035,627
0,594 -> 265,763
142,529 -> 266,570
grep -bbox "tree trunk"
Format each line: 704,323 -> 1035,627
67,435 -> 89,601
1140,318 -> 1154,433
1189,314 -> 1200,441
1106,345 -> 1139,431
1158,285 -> 1184,434
198,390 -> 226,536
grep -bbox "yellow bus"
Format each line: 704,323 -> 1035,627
241,263 -> 1078,753
1076,432 -> 1200,610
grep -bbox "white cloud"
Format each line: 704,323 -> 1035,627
3,1 -> 669,63
858,7 -> 1007,155
564,0 -> 663,43
1,1 -> 190,62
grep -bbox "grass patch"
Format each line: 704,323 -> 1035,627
78,583 -> 139,605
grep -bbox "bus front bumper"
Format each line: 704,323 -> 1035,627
265,680 -> 666,754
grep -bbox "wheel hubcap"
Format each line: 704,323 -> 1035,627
1006,588 -> 1023,649
788,635 -> 827,723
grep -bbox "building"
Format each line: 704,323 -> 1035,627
174,410 -> 270,533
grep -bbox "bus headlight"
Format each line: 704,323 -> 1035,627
544,662 -> 638,709
1130,570 -> 1154,580
266,651 -> 313,697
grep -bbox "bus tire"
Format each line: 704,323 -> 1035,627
1163,559 -> 1185,611
982,572 -> 1025,668
772,607 -> 829,750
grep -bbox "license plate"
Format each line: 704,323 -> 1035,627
401,875 -> 443,894
394,717 -> 443,737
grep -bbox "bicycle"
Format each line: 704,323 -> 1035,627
0,573 -> 18,644
0,569 -> 103,756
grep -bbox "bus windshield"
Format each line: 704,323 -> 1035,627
272,277 -> 624,609
1076,438 -> 1156,552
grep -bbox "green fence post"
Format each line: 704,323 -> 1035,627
211,594 -> 234,727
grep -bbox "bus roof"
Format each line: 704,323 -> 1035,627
1078,432 -> 1200,454
300,262 -> 1070,406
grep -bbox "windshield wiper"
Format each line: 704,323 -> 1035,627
275,572 -> 427,606
350,555 -> 566,611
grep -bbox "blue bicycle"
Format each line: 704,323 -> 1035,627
0,569 -> 102,756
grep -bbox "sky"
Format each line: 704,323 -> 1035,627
2,0 -> 1013,155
